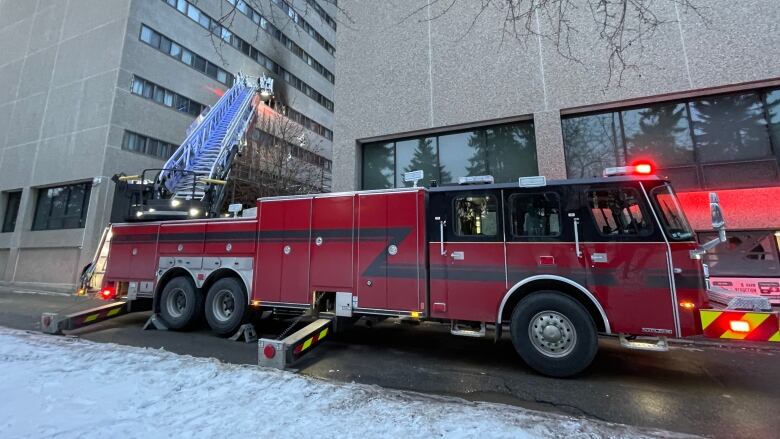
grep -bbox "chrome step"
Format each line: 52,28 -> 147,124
619,334 -> 669,352
450,321 -> 486,337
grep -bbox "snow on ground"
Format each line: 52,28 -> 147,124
0,327 -> 690,439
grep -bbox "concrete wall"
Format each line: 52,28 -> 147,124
332,0 -> 780,191
0,0 -> 131,289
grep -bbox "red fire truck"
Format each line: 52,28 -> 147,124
42,166 -> 780,377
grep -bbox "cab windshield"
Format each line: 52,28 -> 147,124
651,184 -> 694,241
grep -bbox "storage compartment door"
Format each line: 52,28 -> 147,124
105,224 -> 159,280
255,198 -> 312,304
356,191 -> 422,312
310,195 -> 354,291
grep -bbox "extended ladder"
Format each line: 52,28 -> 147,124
134,73 -> 259,219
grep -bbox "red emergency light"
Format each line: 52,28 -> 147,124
634,162 -> 653,175
603,161 -> 655,177
99,283 -> 116,300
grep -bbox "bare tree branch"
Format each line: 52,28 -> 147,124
403,0 -> 707,87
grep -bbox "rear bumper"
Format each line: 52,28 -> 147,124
700,309 -> 780,342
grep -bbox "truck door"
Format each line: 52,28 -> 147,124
255,198 -> 312,305
504,188 -> 576,294
428,189 -> 506,322
576,184 -> 677,337
309,195 -> 354,292
356,190 -> 423,312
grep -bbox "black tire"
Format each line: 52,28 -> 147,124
204,277 -> 249,336
159,276 -> 203,330
510,291 -> 598,378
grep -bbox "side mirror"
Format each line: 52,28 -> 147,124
709,193 -> 725,230
709,192 -> 726,242
692,192 -> 728,259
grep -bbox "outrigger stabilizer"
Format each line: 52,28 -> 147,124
41,300 -> 150,335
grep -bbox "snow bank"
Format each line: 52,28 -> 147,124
0,328 -> 686,438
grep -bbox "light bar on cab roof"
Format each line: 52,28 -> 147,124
458,175 -> 494,185
603,162 -> 654,177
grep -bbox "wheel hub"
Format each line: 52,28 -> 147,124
212,289 -> 235,322
167,289 -> 187,318
528,311 -> 577,358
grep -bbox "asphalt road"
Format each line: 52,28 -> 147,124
2,287 -> 778,438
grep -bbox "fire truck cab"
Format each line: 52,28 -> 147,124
90,168 -> 777,377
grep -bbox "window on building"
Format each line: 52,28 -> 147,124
453,195 -> 498,237
32,183 -> 92,231
362,142 -> 394,189
122,131 -> 177,159
587,188 -> 651,236
2,191 -> 22,233
361,121 -> 537,189
509,193 -> 561,237
562,89 -> 780,191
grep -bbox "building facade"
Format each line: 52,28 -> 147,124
333,1 -> 780,290
0,0 -> 336,290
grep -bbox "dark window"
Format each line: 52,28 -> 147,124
587,188 -> 651,237
690,92 -> 771,163
32,183 -> 92,231
509,193 -> 561,237
700,231 -> 780,277
2,191 -> 22,233
651,184 -> 694,241
623,103 -> 695,167
122,131 -> 176,159
192,55 -> 206,72
361,121 -> 537,189
562,112 -> 623,179
563,89 -> 780,191
454,195 -> 498,237
362,142 -> 394,189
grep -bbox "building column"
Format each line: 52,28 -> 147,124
533,111 -> 568,180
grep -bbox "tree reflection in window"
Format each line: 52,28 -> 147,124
623,103 -> 694,166
562,113 -> 623,178
690,92 -> 771,163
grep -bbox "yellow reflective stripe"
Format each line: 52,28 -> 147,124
300,338 -> 313,352
742,313 -> 771,330
700,310 -> 721,330
770,331 -> 780,342
107,308 -> 121,317
720,330 -> 748,340
84,313 -> 100,323
319,328 -> 328,339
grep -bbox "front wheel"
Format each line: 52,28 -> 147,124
510,291 -> 598,377
204,277 -> 249,336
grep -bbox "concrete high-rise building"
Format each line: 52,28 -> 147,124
0,0 -> 336,290
332,1 -> 780,291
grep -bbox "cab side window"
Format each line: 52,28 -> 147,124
510,193 -> 561,237
453,195 -> 497,237
587,188 -> 651,236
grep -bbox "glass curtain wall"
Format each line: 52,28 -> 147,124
561,90 -> 780,190
562,88 -> 780,190
362,121 -> 537,189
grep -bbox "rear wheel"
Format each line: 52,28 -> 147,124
159,276 -> 203,330
510,291 -> 598,377
204,277 -> 249,336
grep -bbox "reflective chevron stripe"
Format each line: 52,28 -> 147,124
700,309 -> 780,342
